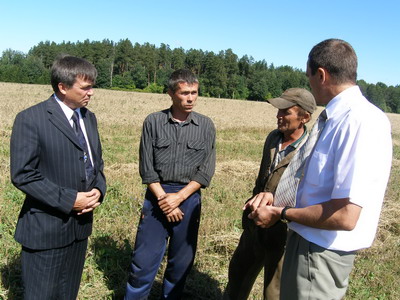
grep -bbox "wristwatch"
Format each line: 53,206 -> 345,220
280,206 -> 292,223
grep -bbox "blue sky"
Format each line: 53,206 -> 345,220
1,0 -> 399,86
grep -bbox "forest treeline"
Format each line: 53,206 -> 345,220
0,39 -> 399,113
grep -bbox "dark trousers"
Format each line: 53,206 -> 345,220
224,208 -> 287,300
125,184 -> 201,300
21,238 -> 88,300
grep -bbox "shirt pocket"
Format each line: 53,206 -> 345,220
304,150 -> 328,186
153,138 -> 172,166
184,140 -> 206,167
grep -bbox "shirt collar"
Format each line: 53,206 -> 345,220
325,85 -> 361,120
277,125 -> 308,152
166,107 -> 199,126
291,125 -> 308,148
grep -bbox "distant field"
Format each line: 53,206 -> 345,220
0,82 -> 399,299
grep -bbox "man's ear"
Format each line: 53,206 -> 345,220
318,67 -> 332,85
58,82 -> 68,95
303,112 -> 312,124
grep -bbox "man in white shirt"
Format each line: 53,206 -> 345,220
249,39 -> 392,299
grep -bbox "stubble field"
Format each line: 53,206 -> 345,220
0,82 -> 399,299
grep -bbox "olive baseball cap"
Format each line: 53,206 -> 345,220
268,88 -> 316,114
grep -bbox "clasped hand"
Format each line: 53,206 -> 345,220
243,192 -> 273,211
73,188 -> 101,215
158,193 -> 185,222
243,192 -> 280,228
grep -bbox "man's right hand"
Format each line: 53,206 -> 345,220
243,192 -> 274,211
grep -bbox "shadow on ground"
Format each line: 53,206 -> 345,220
93,235 -> 223,299
1,254 -> 23,299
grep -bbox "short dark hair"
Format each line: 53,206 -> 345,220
51,55 -> 97,93
308,39 -> 357,85
168,69 -> 199,93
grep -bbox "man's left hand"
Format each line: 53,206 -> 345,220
77,188 -> 102,215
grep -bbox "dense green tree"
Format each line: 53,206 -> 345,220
141,42 -> 158,85
277,66 -> 307,91
248,69 -> 270,101
21,55 -> 49,84
266,70 -> 283,97
224,49 -> 240,99
29,41 -> 59,68
185,48 -> 204,76
357,79 -> 368,96
1,49 -> 25,65
386,86 -> 400,113
0,64 -> 20,82
202,51 -> 227,98
112,72 -> 135,89
131,62 -> 148,89
367,82 -> 387,111
95,58 -> 113,88
155,68 -> 173,91
171,47 -> 185,70
238,55 -> 254,77
0,39 -> 398,113
0,49 -> 27,82
232,74 -> 249,99
91,39 -> 115,64
114,39 -> 134,74
158,43 -> 172,70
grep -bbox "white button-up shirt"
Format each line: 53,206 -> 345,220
290,86 -> 392,251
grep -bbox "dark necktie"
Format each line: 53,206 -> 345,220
71,111 -> 95,182
273,110 -> 327,207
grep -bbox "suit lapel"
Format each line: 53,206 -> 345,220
274,150 -> 296,170
46,96 -> 82,149
268,133 -> 280,174
269,146 -> 295,173
81,108 -> 98,162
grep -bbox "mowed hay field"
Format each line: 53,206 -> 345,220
1,82 -> 399,300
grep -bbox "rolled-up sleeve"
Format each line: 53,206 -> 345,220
139,117 -> 160,184
191,120 -> 216,187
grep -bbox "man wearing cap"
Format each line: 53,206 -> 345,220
224,88 -> 316,300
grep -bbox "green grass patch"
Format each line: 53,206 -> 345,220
1,83 -> 399,299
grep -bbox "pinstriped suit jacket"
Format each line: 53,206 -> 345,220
10,96 -> 106,250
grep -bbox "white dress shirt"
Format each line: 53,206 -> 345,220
289,86 -> 392,251
54,94 -> 94,166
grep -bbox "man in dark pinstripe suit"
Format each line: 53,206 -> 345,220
10,55 -> 106,299
125,69 -> 216,299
